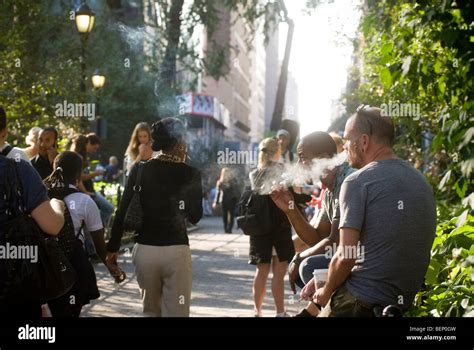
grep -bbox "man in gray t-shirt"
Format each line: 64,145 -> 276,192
340,159 -> 436,308
314,105 -> 436,317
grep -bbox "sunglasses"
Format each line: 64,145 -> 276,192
355,104 -> 374,136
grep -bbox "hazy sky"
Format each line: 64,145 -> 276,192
280,0 -> 361,136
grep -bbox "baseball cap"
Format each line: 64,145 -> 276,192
276,129 -> 290,138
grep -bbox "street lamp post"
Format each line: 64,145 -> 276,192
75,0 -> 95,132
92,69 -> 106,138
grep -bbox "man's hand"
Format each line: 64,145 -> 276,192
270,186 -> 295,214
288,255 -> 301,294
300,279 -> 316,301
313,285 -> 331,308
106,252 -> 119,265
106,252 -> 126,283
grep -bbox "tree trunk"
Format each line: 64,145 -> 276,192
270,18 -> 294,131
160,0 -> 184,90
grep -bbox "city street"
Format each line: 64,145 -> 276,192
81,216 -> 300,317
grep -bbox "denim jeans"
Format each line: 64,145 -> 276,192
93,192 -> 115,226
295,254 -> 331,288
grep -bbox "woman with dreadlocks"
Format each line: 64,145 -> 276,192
44,151 -> 125,317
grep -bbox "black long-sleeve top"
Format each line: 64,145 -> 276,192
107,159 -> 203,252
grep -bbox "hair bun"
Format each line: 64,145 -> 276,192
151,120 -> 170,152
151,118 -> 184,152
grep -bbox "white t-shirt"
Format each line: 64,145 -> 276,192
64,185 -> 103,237
0,144 -> 31,163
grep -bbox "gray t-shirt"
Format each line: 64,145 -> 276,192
339,159 -> 436,308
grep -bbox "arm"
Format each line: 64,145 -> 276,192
287,208 -> 331,246
77,181 -> 94,196
81,171 -> 102,181
106,163 -> 138,253
90,229 -> 107,265
186,168 -> 203,224
287,218 -> 338,293
314,227 -> 360,307
77,181 -> 88,193
299,218 -> 340,260
31,199 -> 65,236
212,183 -> 221,208
271,188 -> 330,246
91,228 -> 126,282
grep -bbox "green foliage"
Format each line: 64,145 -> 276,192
94,181 -> 122,208
0,0 -> 283,164
345,0 -> 473,200
346,0 -> 474,317
407,212 -> 474,317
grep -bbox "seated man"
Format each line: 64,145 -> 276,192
312,105 -> 436,317
104,156 -> 123,183
271,131 -> 356,296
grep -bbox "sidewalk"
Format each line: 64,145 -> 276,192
81,216 -> 301,317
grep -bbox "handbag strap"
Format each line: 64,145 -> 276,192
1,145 -> 13,157
250,168 -> 267,194
133,162 -> 144,193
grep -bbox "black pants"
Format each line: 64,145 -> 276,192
48,295 -> 83,317
222,202 -> 236,233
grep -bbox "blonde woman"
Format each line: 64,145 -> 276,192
249,138 -> 294,317
124,122 -> 155,176
329,132 -> 344,154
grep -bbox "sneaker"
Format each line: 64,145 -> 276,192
275,312 -> 290,317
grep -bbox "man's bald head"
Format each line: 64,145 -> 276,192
297,131 -> 337,166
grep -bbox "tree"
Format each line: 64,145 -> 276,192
341,0 -> 473,316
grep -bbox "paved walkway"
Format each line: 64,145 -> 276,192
81,216 -> 301,317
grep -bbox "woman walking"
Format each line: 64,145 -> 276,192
107,118 -> 202,317
249,138 -> 294,317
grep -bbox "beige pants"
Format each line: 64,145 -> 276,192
132,243 -> 192,317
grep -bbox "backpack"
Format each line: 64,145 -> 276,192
1,158 -> 77,303
47,187 -> 100,313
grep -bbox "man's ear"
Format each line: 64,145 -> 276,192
361,134 -> 370,153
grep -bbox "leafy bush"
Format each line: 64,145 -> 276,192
407,212 -> 473,317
